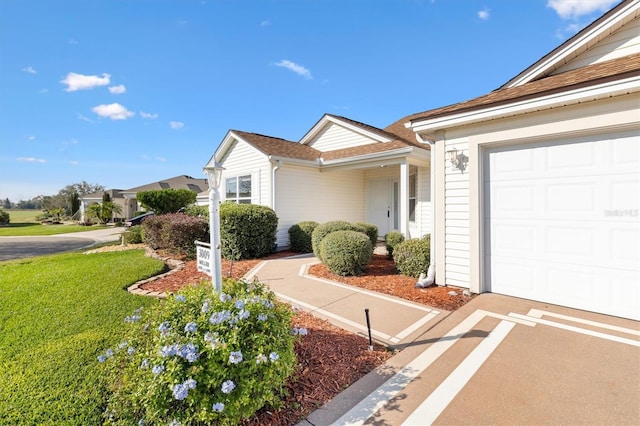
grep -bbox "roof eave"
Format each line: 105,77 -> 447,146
299,114 -> 393,146
319,147 -> 425,169
410,76 -> 640,134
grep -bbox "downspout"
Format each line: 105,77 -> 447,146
415,133 -> 437,288
271,159 -> 282,211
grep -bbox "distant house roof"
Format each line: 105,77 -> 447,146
82,189 -> 125,200
121,175 -> 208,194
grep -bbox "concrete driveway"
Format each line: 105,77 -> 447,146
303,294 -> 640,425
0,228 -> 125,261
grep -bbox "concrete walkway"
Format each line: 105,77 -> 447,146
244,254 -> 640,426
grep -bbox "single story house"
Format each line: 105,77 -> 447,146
204,0 -> 639,320
80,175 -> 208,222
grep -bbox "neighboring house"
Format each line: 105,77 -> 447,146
80,175 -> 208,222
405,0 -> 640,320
203,113 -> 432,249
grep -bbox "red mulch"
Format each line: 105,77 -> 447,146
137,251 -> 473,425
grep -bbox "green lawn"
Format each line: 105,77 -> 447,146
0,222 -> 108,236
0,250 -> 166,424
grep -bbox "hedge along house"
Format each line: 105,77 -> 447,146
406,0 -> 640,320
202,114 -> 433,250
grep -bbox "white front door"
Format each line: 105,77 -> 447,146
368,179 -> 397,237
484,130 -> 640,320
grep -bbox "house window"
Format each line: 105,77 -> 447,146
225,175 -> 252,204
409,174 -> 416,222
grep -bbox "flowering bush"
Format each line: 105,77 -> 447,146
98,279 -> 300,425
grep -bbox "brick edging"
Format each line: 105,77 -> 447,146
127,247 -> 185,299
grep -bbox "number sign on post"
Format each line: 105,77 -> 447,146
196,241 -> 212,277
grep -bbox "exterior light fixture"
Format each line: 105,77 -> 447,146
203,162 -> 225,293
447,147 -> 469,174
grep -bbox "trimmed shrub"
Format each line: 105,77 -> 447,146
142,213 -> 209,258
99,279 -> 299,426
136,188 -> 197,214
124,225 -> 143,244
0,208 -> 9,225
392,235 -> 431,278
319,230 -> 373,276
220,203 -> 278,260
288,221 -> 319,253
311,221 -> 367,261
184,204 -> 209,218
355,222 -> 378,250
384,231 -> 405,260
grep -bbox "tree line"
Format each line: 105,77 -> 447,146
2,181 -> 105,214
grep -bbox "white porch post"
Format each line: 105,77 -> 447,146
399,160 -> 409,237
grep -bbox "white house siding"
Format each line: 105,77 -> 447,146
306,123 -> 380,152
555,17 -> 640,73
219,140 -> 271,206
442,138 -> 471,288
275,163 -> 365,248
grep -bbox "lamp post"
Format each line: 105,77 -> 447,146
204,163 -> 225,293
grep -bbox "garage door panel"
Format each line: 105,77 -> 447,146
485,130 -> 640,320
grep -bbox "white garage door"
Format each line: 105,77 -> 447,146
484,130 -> 640,320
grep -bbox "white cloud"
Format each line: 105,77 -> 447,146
169,121 -> 184,129
274,60 -> 312,80
28,135 -> 36,141
22,66 -> 37,74
140,111 -> 159,119
92,103 -> 135,120
17,157 -> 46,163
155,156 -> 167,162
108,84 -> 127,94
78,114 -> 93,123
547,0 -> 618,20
68,38 -> 79,45
260,19 -> 271,27
39,88 -> 49,94
69,160 -> 79,165
478,8 -> 490,20
61,72 -> 111,92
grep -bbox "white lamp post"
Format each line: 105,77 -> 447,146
204,162 -> 225,293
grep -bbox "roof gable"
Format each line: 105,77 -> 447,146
299,114 -> 394,148
503,0 -> 639,88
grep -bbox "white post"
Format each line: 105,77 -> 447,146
208,183 -> 223,293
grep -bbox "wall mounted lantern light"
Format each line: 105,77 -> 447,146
203,162 -> 225,293
447,147 -> 469,174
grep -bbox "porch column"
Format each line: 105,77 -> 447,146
399,160 -> 409,237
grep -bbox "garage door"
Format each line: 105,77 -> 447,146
484,130 -> 640,320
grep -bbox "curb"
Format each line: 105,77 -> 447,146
126,247 -> 185,299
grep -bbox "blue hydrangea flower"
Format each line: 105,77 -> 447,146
184,378 -> 197,389
97,355 -> 106,363
212,402 -> 224,413
269,352 -> 279,362
263,300 -> 274,309
219,292 -> 231,303
221,380 -> 235,394
152,365 -> 164,375
105,348 -> 114,357
184,322 -> 197,333
257,313 -> 268,321
173,383 -> 188,400
237,309 -> 250,320
140,359 -> 149,369
175,294 -> 186,302
201,299 -> 211,313
158,321 -> 171,335
229,351 -> 243,364
168,420 -> 181,426
138,419 -> 146,426
256,353 -> 267,364
127,346 -> 135,355
234,300 -> 245,309
161,344 -> 179,357
292,327 -> 308,336
209,310 -> 231,325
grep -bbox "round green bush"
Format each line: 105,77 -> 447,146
392,236 -> 430,278
384,231 -> 405,259
355,222 -> 379,249
311,221 -> 367,261
0,208 -> 9,225
220,203 -> 278,260
123,225 -> 143,244
319,230 -> 373,276
288,221 -> 319,253
99,279 -> 298,425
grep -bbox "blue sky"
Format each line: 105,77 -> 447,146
0,0 -> 622,202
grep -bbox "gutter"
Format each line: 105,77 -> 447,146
414,133 -> 437,288
271,159 -> 282,210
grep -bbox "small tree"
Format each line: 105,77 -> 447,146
137,189 -> 196,214
0,208 -> 9,225
86,201 -> 123,224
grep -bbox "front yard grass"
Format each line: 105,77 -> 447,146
0,223 -> 108,237
0,250 -> 165,424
